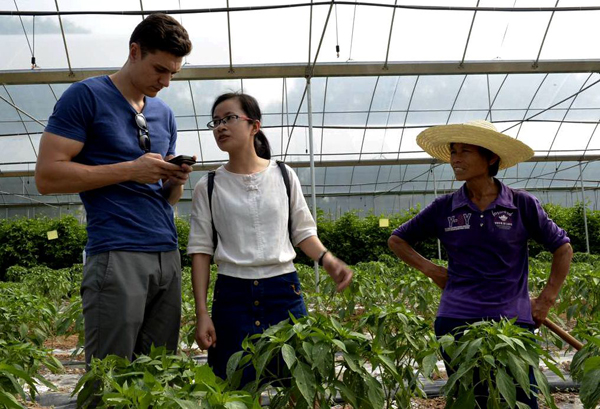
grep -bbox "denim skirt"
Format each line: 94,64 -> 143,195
207,271 -> 307,387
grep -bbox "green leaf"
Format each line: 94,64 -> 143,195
507,353 -> 530,395
330,317 -> 344,334
422,353 -> 438,377
483,355 -> 496,367
580,368 -> 600,409
365,374 -> 385,409
464,338 -> 483,362
497,335 -> 516,350
281,343 -> 296,370
541,358 -> 565,380
342,352 -> 361,373
174,398 -> 201,409
443,362 -> 475,393
292,361 -> 316,405
439,334 -> 455,349
224,402 -> 248,409
377,354 -> 399,377
195,364 -> 217,388
496,367 -> 516,408
254,347 -> 274,379
533,368 -> 558,409
34,373 -> 58,391
302,341 -> 314,359
0,391 -> 24,409
332,339 -> 347,353
2,372 -> 27,400
333,380 -> 358,408
448,388 -> 475,409
226,351 -> 244,380
583,356 -> 600,373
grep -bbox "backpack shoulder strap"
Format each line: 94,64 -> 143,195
276,160 -> 293,245
207,170 -> 218,250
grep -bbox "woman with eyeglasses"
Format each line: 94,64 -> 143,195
187,92 -> 353,387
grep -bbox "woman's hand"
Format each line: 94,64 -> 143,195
322,253 -> 353,292
425,264 -> 449,290
530,296 -> 554,328
195,312 -> 217,350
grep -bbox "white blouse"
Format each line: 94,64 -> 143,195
187,160 -> 317,279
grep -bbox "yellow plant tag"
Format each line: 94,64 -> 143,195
379,218 -> 389,228
47,230 -> 58,240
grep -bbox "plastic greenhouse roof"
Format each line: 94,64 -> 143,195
1,1 -> 600,211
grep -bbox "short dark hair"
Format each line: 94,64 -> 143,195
211,93 -> 271,160
478,146 -> 500,177
129,13 -> 192,57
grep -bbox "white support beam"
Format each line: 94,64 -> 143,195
2,60 -> 600,85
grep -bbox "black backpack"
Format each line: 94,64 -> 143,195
207,160 -> 292,250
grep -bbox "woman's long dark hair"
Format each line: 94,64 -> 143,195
211,93 -> 271,160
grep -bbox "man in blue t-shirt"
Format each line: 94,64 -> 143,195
35,14 -> 193,366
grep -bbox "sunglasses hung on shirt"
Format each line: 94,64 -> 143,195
207,114 -> 255,130
135,113 -> 151,153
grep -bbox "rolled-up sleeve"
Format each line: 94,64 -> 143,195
521,194 -> 570,253
187,176 -> 215,255
286,165 -> 317,246
392,199 -> 440,245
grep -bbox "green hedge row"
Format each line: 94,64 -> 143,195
1,202 -> 599,278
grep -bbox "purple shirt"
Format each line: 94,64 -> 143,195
392,181 -> 569,325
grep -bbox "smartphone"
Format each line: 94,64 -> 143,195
168,155 -> 196,166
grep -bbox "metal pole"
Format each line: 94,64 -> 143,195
578,162 -> 590,253
307,77 -> 320,291
432,165 -> 441,259
54,0 -> 74,76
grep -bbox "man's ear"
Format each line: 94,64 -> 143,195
129,42 -> 141,63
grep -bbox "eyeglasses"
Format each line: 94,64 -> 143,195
207,114 -> 254,130
135,113 -> 151,153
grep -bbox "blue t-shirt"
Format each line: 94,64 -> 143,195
392,180 -> 570,325
45,76 -> 178,255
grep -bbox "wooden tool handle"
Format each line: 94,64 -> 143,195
543,318 -> 584,351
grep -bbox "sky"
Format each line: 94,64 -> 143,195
1,0 -> 600,171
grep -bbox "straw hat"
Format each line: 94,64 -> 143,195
416,120 -> 534,170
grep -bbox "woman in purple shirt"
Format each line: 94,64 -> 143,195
388,120 -> 572,408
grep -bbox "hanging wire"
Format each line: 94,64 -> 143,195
32,15 -> 37,68
334,2 -> 340,57
13,0 -> 33,55
178,0 -> 188,65
347,0 -> 358,61
497,0 -> 517,59
13,0 -> 38,68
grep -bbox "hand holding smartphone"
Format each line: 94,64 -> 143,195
168,155 -> 196,166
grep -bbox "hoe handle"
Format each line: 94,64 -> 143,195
543,318 -> 584,351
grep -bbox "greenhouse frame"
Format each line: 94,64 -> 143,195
1,1 -> 600,235
3,2 -> 600,408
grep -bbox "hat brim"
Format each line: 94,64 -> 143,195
416,124 -> 534,170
